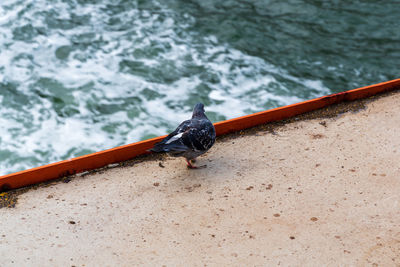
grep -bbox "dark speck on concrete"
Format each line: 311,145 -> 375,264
319,121 -> 327,127
62,177 -> 72,183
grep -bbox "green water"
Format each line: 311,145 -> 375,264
0,0 -> 399,175
172,1 -> 399,88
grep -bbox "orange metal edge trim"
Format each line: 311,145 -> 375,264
1,78 -> 400,191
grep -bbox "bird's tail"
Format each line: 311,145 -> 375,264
149,142 -> 187,153
148,143 -> 165,153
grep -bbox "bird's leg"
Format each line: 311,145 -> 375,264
186,159 -> 197,169
186,159 -> 206,169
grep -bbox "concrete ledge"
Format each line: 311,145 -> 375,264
1,90 -> 399,266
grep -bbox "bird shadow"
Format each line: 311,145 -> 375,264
161,153 -> 240,192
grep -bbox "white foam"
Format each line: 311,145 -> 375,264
0,0 -> 331,175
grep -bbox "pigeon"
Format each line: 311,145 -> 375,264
149,103 -> 216,169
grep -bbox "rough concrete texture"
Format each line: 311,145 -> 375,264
1,92 -> 400,267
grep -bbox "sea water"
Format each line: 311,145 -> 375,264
0,0 -> 399,175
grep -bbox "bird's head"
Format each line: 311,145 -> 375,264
192,103 -> 205,118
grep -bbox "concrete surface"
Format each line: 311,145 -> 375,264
1,92 -> 400,267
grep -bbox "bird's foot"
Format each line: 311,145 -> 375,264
186,159 -> 206,169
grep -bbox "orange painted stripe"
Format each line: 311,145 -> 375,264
1,78 -> 400,191
214,79 -> 400,135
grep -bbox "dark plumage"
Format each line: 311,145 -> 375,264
149,103 -> 216,168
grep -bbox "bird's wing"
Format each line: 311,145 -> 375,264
149,120 -> 192,152
150,118 -> 215,153
159,119 -> 192,145
180,120 -> 215,151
